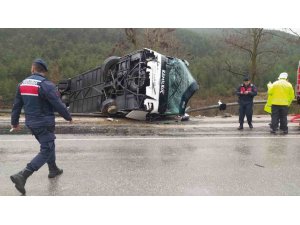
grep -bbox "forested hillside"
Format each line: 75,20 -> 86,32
0,28 -> 299,108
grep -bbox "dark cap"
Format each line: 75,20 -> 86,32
243,76 -> 250,81
33,58 -> 48,71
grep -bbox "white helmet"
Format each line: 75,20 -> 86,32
278,72 -> 288,79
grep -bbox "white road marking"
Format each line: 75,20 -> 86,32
0,136 -> 300,142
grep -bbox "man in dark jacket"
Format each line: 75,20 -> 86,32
10,59 -> 72,195
236,76 -> 257,130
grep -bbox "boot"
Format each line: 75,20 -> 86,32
48,162 -> 63,178
237,124 -> 243,130
10,168 -> 33,195
270,129 -> 276,134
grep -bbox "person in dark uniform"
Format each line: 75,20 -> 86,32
236,76 -> 257,130
10,59 -> 72,195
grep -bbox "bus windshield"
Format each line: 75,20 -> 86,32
165,58 -> 197,115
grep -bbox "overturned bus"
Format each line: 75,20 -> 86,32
57,48 -> 199,120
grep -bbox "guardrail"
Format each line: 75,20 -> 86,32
187,100 -> 268,112
0,99 -> 298,115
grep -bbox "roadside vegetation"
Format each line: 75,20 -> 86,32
1,28 -> 299,114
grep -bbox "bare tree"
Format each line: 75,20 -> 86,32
109,28 -> 182,57
122,28 -> 182,56
288,28 -> 300,38
224,28 -> 283,82
125,28 -> 138,48
287,29 -> 300,44
143,28 -> 177,52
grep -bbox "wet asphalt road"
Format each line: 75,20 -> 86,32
1,134 -> 300,196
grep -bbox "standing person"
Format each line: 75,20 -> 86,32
10,59 -> 72,195
264,81 -> 273,114
264,81 -> 273,127
236,76 -> 258,130
268,72 -> 294,134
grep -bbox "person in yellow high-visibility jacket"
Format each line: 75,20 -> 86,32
268,72 -> 295,134
264,81 -> 273,114
264,81 -> 273,128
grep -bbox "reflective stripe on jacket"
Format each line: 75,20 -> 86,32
236,83 -> 258,103
11,73 -> 72,127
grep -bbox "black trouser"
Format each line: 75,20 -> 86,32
271,105 -> 289,132
239,102 -> 253,126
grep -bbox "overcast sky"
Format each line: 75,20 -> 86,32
1,1 -> 300,28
